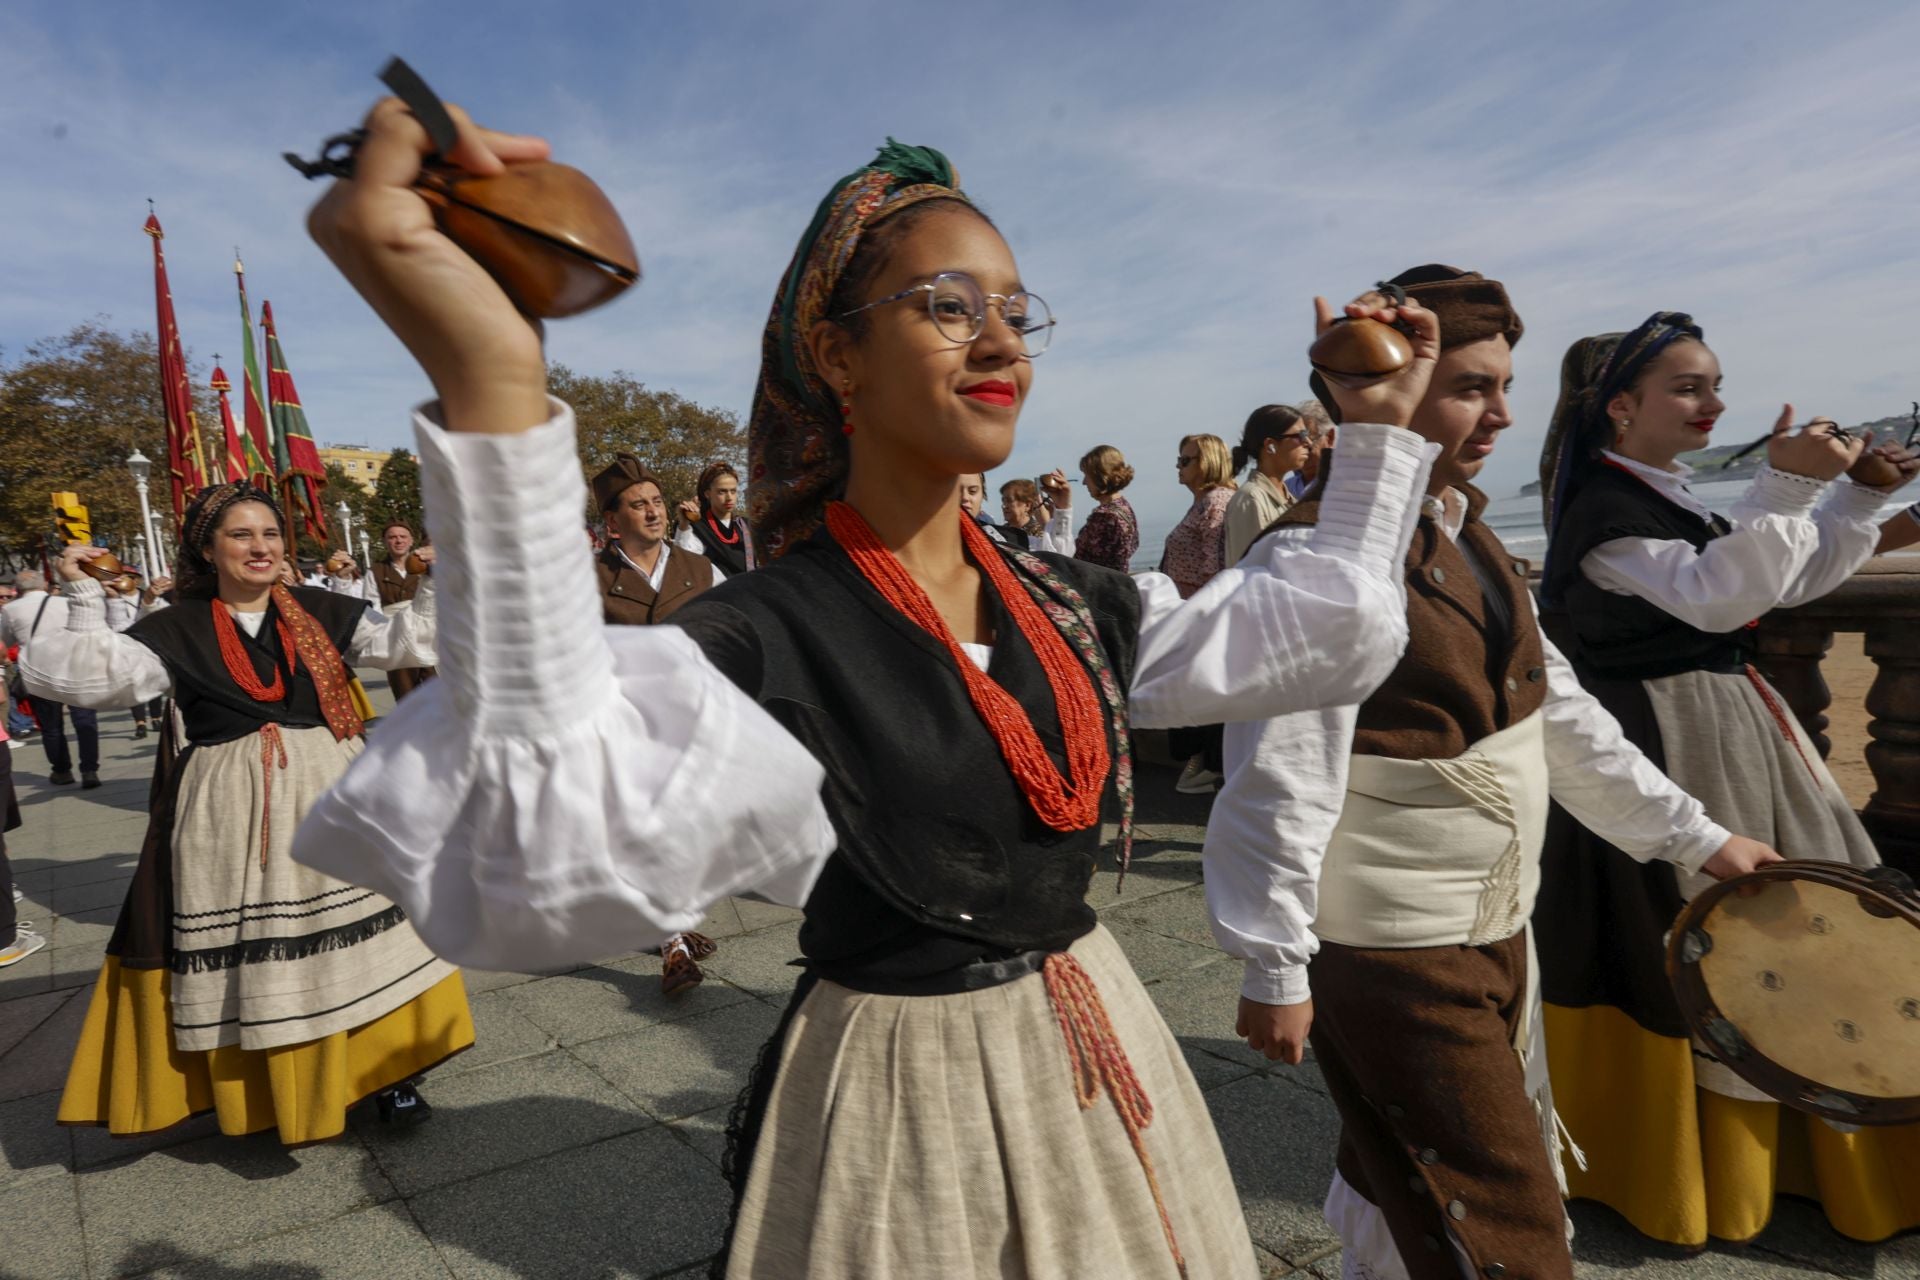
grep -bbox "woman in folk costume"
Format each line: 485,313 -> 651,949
1534,312 -> 1920,1246
294,98 -> 1445,1278
674,461 -> 757,577
24,483 -> 470,1145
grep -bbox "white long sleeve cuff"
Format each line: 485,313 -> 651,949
1130,424 -> 1433,729
20,579 -> 172,707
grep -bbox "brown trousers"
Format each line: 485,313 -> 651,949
1308,934 -> 1571,1280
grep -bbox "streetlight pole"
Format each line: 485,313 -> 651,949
336,500 -> 354,559
126,449 -> 168,578
133,532 -> 150,580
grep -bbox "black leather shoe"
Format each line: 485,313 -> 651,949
48,770 -> 74,786
81,772 -> 101,790
375,1078 -> 433,1127
133,723 -> 149,739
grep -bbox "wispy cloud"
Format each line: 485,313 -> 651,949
4,1 -> 1915,544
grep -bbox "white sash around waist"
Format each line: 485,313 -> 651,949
1311,709 -> 1583,1193
1313,709 -> 1549,951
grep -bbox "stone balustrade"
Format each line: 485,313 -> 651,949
1756,555 -> 1920,875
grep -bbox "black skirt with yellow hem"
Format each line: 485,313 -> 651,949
1538,669 -> 1920,1245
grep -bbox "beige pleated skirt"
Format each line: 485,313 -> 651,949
725,924 -> 1259,1279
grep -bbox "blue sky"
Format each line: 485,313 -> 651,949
4,1 -> 1916,545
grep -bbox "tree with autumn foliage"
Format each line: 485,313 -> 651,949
550,363 -> 746,526
0,324 -> 218,576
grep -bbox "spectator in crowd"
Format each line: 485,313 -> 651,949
1073,444 -> 1139,571
0,675 -> 40,967
1224,405 -> 1311,564
674,461 -> 756,577
372,523 -> 438,700
593,454 -> 720,994
997,473 -> 1077,553
1161,433 -> 1238,794
1288,398 -> 1335,498
1160,434 -> 1237,598
0,570 -> 101,787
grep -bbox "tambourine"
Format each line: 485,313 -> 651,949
287,58 -> 640,319
1668,862 -> 1920,1126
1308,281 -> 1414,389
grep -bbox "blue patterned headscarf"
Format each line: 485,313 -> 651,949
1538,311 -> 1704,599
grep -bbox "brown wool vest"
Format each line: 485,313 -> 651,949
596,543 -> 715,626
1273,485 -> 1547,761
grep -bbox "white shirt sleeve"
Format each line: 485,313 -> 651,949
1030,505 -> 1075,556
1129,422 -> 1434,728
1578,466 -> 1887,632
291,400 -> 836,973
19,578 -> 173,706
1537,634 -> 1728,872
672,525 -> 704,556
1203,644 -> 1355,1005
346,581 -> 437,671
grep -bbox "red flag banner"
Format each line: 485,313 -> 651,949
146,212 -> 206,519
234,256 -> 275,487
211,363 -> 247,483
262,301 -> 329,540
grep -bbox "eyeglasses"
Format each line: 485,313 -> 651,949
837,271 -> 1056,357
1176,455 -> 1198,467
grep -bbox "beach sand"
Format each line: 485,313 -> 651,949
1822,630 -> 1878,809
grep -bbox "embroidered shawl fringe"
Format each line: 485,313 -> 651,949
170,905 -> 408,974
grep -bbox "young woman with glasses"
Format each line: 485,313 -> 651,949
296,101 -> 1445,1277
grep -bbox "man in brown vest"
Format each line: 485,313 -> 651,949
1206,267 -> 1781,1280
591,454 -> 719,994
373,522 -> 437,701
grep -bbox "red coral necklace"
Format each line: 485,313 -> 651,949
825,501 -> 1110,832
213,601 -> 300,703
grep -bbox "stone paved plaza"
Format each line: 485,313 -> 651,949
2,675 -> 1914,1279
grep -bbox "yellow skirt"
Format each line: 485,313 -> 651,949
1545,1001 -> 1920,1245
57,957 -> 474,1146
347,675 -> 377,724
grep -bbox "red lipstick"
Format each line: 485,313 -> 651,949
1688,418 -> 1716,433
960,379 -> 1018,407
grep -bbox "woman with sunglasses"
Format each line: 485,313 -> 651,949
296,102 -> 1445,1277
1535,313 -> 1920,1250
1224,404 -> 1310,564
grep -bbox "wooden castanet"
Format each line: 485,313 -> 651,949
418,162 -> 638,319
286,58 -> 640,320
324,550 -> 356,576
405,551 -> 430,576
1850,452 -> 1904,488
1309,317 -> 1413,389
78,552 -> 140,584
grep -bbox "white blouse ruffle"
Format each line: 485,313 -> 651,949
292,401 -> 1436,973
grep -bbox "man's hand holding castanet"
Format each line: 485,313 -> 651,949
1311,292 -> 1442,429
307,98 -> 552,435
